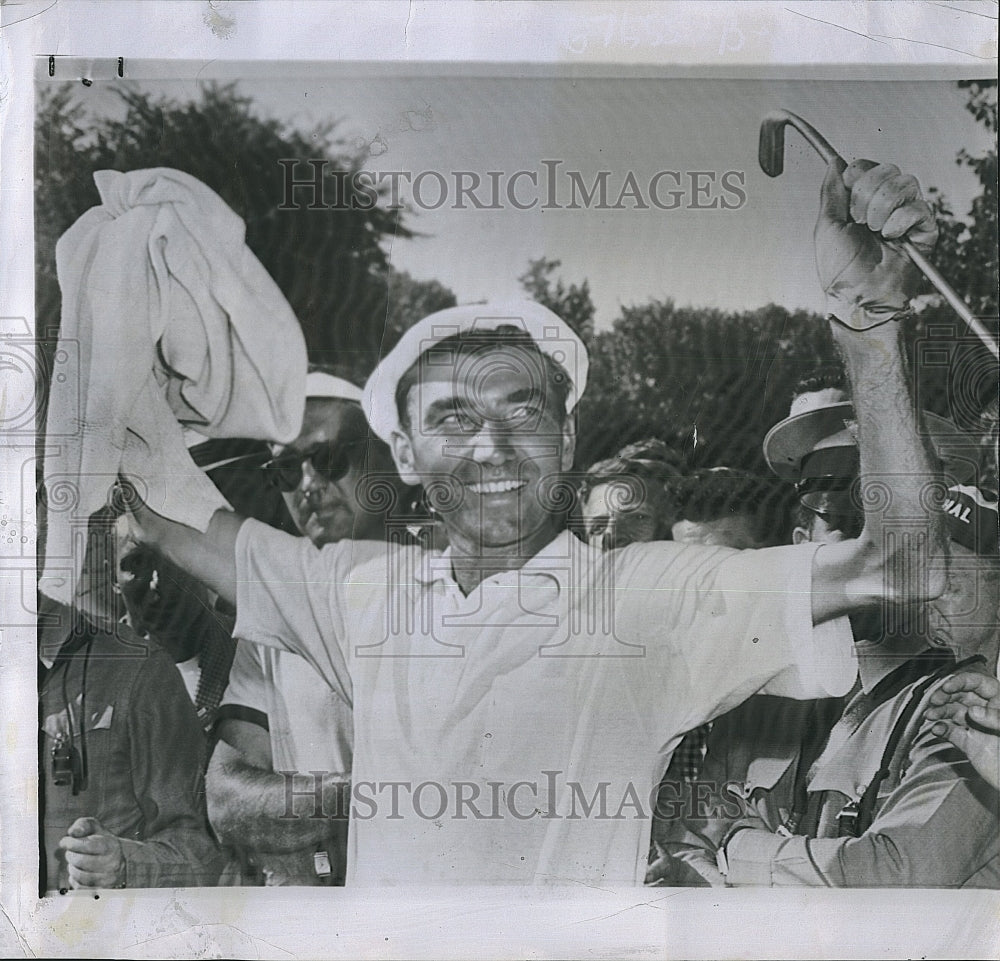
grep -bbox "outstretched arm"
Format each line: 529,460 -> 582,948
809,161 -> 946,624
810,321 -> 946,622
129,500 -> 244,607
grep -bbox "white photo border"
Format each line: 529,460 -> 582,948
2,2 -> 998,958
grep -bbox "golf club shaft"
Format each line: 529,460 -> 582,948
901,242 -> 998,360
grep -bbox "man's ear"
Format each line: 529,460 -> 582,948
792,526 -> 812,545
390,429 -> 421,486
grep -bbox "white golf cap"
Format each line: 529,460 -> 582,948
362,300 -> 589,442
306,370 -> 364,404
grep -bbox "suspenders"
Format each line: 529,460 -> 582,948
839,653 -> 987,838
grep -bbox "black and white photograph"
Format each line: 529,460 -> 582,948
2,1 -> 999,957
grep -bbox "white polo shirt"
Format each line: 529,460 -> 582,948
235,520 -> 855,884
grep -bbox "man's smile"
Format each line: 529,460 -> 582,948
465,479 -> 528,495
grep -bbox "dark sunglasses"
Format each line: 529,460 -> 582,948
263,439 -> 365,493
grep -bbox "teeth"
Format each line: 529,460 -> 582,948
468,480 -> 525,494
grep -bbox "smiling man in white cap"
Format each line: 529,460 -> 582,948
129,159 -> 951,884
363,309 -> 586,590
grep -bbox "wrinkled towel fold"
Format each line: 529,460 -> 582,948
40,168 -> 306,607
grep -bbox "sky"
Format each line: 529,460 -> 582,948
57,63 -> 994,330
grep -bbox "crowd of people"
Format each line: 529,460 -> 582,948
38,157 -> 999,890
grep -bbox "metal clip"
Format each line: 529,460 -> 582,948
836,799 -> 861,838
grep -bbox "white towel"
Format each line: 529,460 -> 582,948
40,168 -> 306,607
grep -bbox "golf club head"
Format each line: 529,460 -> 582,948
759,109 -> 843,177
758,108 -> 994,356
759,110 -> 792,178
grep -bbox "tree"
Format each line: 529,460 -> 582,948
578,80 -> 998,471
576,300 -> 838,474
927,80 -> 998,319
306,267 -> 457,373
908,79 -> 998,428
34,82 -> 434,380
384,267 -> 458,342
518,257 -> 596,343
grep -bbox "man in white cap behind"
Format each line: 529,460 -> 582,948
206,367 -> 411,885
128,159 -> 950,884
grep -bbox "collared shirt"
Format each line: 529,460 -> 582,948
40,625 -> 223,889
852,637 -> 934,693
722,657 -> 1000,887
234,520 -> 855,884
649,693 -> 844,887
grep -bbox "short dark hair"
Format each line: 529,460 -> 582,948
670,467 -> 764,521
579,439 -> 684,540
393,325 -> 572,434
580,439 -> 684,499
671,467 -> 787,546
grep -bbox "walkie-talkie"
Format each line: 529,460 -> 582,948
51,733 -> 86,795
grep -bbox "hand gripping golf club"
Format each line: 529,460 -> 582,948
760,108 -> 998,359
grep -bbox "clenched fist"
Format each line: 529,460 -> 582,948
58,817 -> 126,889
815,159 -> 938,330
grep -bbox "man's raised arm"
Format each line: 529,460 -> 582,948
809,160 -> 947,624
130,500 -> 244,608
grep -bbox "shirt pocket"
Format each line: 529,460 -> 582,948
42,700 -> 116,815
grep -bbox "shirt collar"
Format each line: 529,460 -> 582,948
413,528 -> 582,592
853,641 -> 898,693
853,639 -> 953,694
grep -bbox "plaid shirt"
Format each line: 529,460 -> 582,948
670,723 -> 713,782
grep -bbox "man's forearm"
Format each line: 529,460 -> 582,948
725,824 -> 988,888
725,727 -> 996,887
132,503 -> 243,606
834,319 -> 948,605
206,745 -> 348,854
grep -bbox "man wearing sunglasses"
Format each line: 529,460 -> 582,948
263,369 -> 388,547
206,368 -> 407,886
129,160 -> 951,884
